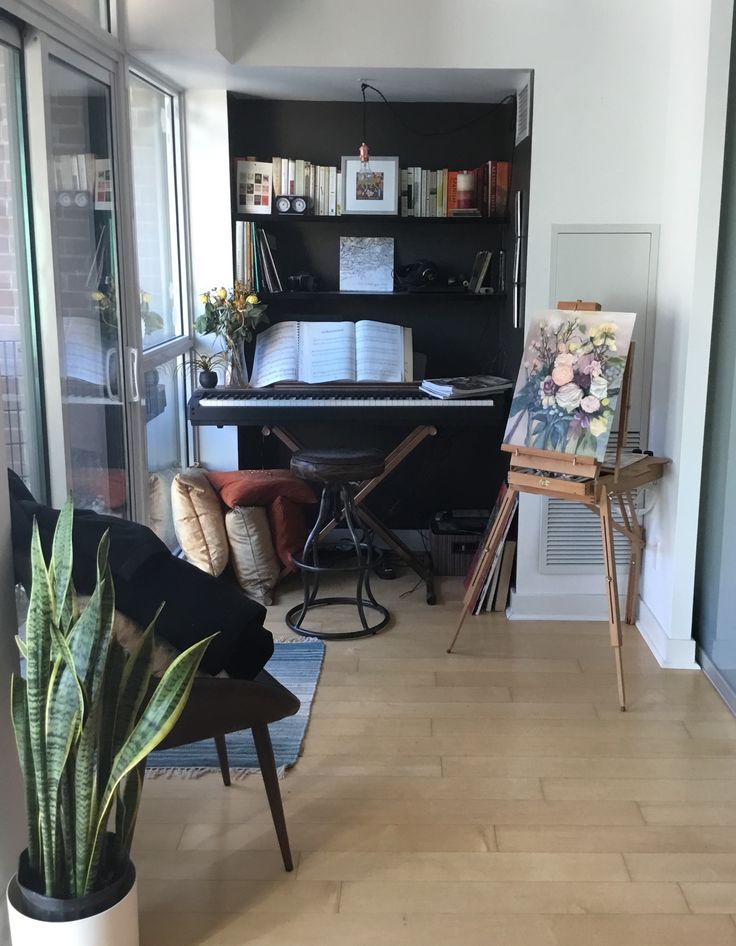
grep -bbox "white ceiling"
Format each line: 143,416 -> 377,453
133,53 -> 529,103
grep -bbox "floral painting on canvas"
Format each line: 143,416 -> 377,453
503,310 -> 637,461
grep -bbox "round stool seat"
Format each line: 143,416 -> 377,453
291,448 -> 385,484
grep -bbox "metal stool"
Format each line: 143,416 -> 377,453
285,448 -> 390,640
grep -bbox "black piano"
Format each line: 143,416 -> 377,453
188,383 -> 503,428
188,383 -> 510,601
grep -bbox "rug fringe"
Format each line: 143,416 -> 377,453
271,635 -> 322,643
146,764 -> 288,781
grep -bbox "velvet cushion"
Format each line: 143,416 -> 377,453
206,469 -> 316,509
267,495 -> 308,571
225,506 -> 281,605
171,469 -> 228,576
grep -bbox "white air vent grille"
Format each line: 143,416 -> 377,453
541,430 -> 640,572
515,82 -> 530,145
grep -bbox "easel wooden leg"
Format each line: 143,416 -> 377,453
624,491 -> 643,626
599,489 -> 626,711
447,486 -> 518,654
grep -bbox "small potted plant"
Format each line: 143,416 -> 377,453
7,501 -> 212,945
195,283 -> 269,386
190,350 -> 228,389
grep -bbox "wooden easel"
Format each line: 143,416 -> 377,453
447,302 -> 669,710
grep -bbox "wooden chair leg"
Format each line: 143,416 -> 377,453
599,489 -> 626,711
214,734 -> 231,787
252,722 -> 294,872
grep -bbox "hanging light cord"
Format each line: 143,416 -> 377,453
360,82 -> 516,138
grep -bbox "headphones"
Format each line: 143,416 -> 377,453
394,259 -> 439,290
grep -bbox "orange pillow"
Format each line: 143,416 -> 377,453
206,469 -> 316,509
267,495 -> 308,571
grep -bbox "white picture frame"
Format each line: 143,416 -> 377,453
235,159 -> 273,214
340,155 -> 399,215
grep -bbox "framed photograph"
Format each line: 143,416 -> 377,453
340,155 -> 399,215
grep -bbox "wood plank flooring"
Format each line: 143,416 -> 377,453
138,573 -> 736,945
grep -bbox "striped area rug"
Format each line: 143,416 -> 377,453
146,639 -> 325,778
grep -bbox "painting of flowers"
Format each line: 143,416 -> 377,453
503,310 -> 637,461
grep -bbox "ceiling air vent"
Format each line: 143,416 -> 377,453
515,81 -> 531,146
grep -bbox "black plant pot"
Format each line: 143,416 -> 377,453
199,369 -> 218,389
11,835 -> 135,923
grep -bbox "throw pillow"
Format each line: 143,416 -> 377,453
225,506 -> 281,605
171,469 -> 228,576
206,469 -> 316,509
148,467 -> 180,551
267,495 -> 308,571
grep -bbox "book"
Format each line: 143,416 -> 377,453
492,540 -> 516,612
328,167 -> 337,215
250,319 -> 414,387
236,159 -> 272,214
400,168 -> 408,216
429,170 -> 438,216
271,157 -> 282,198
280,158 -> 289,197
474,495 -> 516,613
339,236 -> 394,293
420,374 -> 512,399
467,250 -> 493,293
446,171 -> 459,214
287,159 -> 296,195
336,171 -> 342,215
407,167 -> 414,216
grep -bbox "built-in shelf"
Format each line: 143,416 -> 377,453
263,290 -> 507,300
236,213 -> 509,226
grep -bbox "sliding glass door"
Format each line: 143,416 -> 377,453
46,54 -> 130,517
0,25 -> 44,498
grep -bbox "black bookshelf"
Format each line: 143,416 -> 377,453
227,94 -> 531,528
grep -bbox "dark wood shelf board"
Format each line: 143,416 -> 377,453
236,213 -> 509,226
263,290 -> 507,300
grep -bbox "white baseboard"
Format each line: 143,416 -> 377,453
509,590 -> 698,670
631,598 -> 698,669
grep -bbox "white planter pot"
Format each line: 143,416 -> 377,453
7,876 -> 139,946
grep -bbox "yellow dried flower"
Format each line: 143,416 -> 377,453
216,287 -> 228,300
246,294 -> 259,305
91,291 -> 105,302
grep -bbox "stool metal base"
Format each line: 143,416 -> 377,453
286,597 -> 390,641
286,479 -> 391,641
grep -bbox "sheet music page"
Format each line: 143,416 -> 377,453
298,321 -> 356,383
250,321 -> 300,387
355,320 -> 406,382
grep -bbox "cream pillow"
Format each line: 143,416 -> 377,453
148,467 -> 179,551
171,469 -> 229,576
225,506 -> 281,605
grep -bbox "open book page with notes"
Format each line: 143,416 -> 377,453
250,321 -> 300,387
298,321 -> 356,383
355,320 -> 412,382
250,319 -> 412,387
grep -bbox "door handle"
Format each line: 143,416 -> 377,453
127,347 -> 140,403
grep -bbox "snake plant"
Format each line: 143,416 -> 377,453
10,500 -> 213,899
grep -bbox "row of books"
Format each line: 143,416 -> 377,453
236,158 -> 341,216
400,161 -> 511,218
234,220 -> 282,293
52,153 -> 98,193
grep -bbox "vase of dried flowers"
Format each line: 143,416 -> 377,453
194,283 -> 269,388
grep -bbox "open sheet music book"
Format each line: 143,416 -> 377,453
250,320 -> 413,387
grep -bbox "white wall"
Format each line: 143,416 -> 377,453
127,0 -> 734,664
184,88 -> 238,469
637,0 -> 733,666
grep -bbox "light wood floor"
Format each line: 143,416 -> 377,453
138,572 -> 736,945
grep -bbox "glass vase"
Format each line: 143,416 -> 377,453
227,337 -> 249,387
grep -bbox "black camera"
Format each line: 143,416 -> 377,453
287,273 -> 319,292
